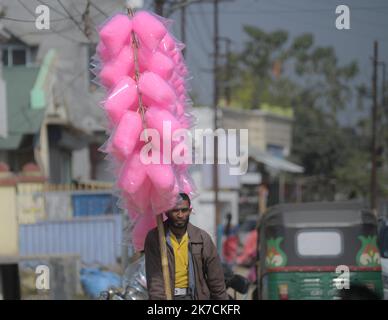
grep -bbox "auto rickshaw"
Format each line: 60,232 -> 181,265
256,201 -> 384,300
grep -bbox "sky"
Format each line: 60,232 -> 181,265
142,0 -> 388,126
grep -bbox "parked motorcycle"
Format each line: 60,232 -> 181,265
99,257 -> 250,300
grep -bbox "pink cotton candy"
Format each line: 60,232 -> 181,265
111,111 -> 142,159
128,211 -> 140,220
179,94 -> 187,104
104,77 -> 138,125
132,11 -> 167,51
172,51 -> 183,65
159,33 -> 176,53
176,84 -> 186,96
96,42 -> 111,62
132,211 -> 157,251
99,45 -> 134,89
169,72 -> 180,84
139,72 -> 177,109
175,103 -> 185,117
172,78 -> 185,89
137,45 -> 153,73
179,174 -> 194,195
118,152 -> 147,194
99,14 -> 132,57
145,107 -> 182,146
150,185 -> 178,214
149,51 -> 174,80
146,163 -> 175,195
127,178 -> 152,213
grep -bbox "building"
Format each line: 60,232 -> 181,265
221,104 -> 304,219
0,1 -> 126,183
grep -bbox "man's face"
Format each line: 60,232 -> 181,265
166,199 -> 192,229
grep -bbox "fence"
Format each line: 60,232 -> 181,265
16,182 -> 119,224
19,215 -> 123,266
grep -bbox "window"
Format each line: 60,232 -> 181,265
297,231 -> 342,257
267,144 -> 284,158
1,49 -> 8,66
12,49 -> 26,65
0,46 -> 30,66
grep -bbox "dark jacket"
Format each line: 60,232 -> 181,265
144,222 -> 228,300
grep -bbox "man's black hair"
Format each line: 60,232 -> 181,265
178,192 -> 191,207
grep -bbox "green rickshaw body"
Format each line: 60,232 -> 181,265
258,202 -> 384,300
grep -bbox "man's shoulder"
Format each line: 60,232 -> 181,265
187,223 -> 213,243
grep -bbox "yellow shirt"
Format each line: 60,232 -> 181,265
170,232 -> 189,288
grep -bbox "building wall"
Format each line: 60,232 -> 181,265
16,182 -> 46,224
264,115 -> 293,156
0,185 -> 18,256
221,107 -> 292,154
72,147 -> 91,181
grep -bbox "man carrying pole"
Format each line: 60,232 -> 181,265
144,193 -> 228,300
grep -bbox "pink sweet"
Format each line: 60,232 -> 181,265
128,177 -> 152,213
150,185 -> 178,213
99,14 -> 132,57
172,78 -> 185,89
172,51 -> 183,64
179,174 -> 194,195
145,107 -> 182,145
149,51 -> 174,80
96,42 -> 111,62
176,84 -> 185,96
137,45 -> 153,73
132,211 -> 156,251
111,111 -> 143,159
139,72 -> 177,109
118,152 -> 147,194
132,11 -> 167,51
104,77 -> 138,125
146,163 -> 175,194
99,45 -> 134,89
159,33 -> 176,53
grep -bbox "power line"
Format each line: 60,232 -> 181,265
57,0 -> 90,41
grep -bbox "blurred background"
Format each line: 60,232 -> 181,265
0,0 -> 387,300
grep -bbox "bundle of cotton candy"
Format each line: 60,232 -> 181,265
95,10 -> 197,252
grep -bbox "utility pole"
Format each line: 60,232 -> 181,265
218,37 -> 232,106
154,0 -> 164,16
181,2 -> 186,56
213,0 -> 221,251
371,41 -> 378,214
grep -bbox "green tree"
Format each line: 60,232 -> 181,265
223,25 -> 377,200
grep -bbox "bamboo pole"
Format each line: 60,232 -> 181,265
156,214 -> 172,300
127,6 -> 172,300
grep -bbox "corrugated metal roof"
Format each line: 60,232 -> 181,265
250,147 -> 304,173
19,215 -> 123,266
